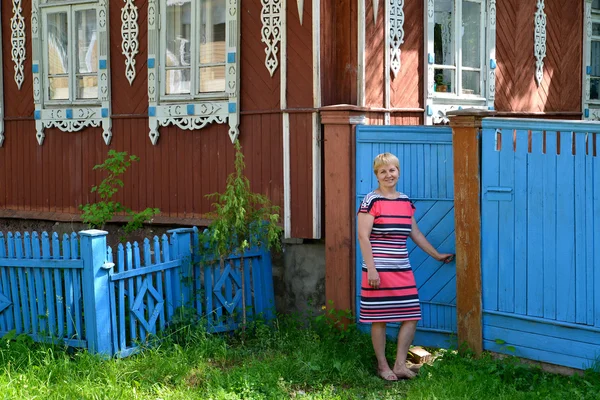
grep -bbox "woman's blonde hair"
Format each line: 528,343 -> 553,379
373,152 -> 400,174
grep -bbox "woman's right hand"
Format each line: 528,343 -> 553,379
367,268 -> 380,289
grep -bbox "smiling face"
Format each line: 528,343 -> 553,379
375,163 -> 400,190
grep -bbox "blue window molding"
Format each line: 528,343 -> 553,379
31,0 -> 111,145
147,0 -> 240,145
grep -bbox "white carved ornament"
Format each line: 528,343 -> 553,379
534,0 -> 547,87
373,0 -> 380,23
297,0 -> 304,25
121,0 -> 139,85
11,0 -> 26,90
488,0 -> 497,101
389,0 -> 405,77
261,0 -> 282,77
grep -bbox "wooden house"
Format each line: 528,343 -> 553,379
0,1 -> 595,310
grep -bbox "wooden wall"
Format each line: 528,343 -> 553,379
0,0 -> 318,238
365,0 -> 423,109
495,0 -> 583,112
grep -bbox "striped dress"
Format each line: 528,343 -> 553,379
358,191 -> 421,323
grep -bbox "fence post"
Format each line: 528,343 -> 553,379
448,109 -> 492,356
321,105 -> 366,316
168,228 -> 194,311
80,229 -> 113,356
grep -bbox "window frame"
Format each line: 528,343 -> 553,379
432,0 -> 486,100
42,3 -> 100,105
32,0 -> 111,145
588,5 -> 600,106
147,0 -> 240,145
425,0 -> 495,125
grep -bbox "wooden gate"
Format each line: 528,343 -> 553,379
355,126 -> 457,348
480,118 -> 600,369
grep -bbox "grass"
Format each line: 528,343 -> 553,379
0,315 -> 598,399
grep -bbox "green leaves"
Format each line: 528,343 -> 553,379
80,150 -> 159,236
204,140 -> 282,258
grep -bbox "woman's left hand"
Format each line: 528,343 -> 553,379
435,253 -> 455,263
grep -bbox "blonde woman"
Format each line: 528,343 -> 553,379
357,153 -> 453,381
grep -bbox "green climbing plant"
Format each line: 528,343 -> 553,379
80,150 -> 160,236
204,139 -> 282,327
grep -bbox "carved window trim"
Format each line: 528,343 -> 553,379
31,0 -> 111,145
534,0 -> 547,87
424,0 -> 495,125
389,0 -> 405,78
121,0 -> 139,85
11,0 -> 26,90
147,0 -> 240,145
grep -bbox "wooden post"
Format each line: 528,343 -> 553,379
80,229 -> 113,356
448,109 -> 492,355
321,105 -> 366,313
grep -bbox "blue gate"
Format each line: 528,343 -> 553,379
355,125 -> 457,348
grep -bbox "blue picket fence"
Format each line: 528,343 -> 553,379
481,118 -> 600,369
0,228 -> 275,357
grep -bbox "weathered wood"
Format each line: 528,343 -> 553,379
448,113 -> 484,355
321,107 -> 363,313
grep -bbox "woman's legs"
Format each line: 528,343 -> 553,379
371,322 -> 397,380
393,320 -> 417,378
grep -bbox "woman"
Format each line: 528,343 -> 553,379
357,152 -> 453,381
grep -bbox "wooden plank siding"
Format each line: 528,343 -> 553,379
0,1 -> 320,238
363,0 -> 423,109
495,0 -> 582,112
321,0 -> 358,106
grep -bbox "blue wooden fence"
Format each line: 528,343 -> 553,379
355,125 -> 457,349
481,118 -> 600,370
0,228 -> 275,357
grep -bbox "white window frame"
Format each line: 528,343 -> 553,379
583,0 -> 600,120
32,0 -> 111,145
424,0 -> 496,124
147,0 -> 240,145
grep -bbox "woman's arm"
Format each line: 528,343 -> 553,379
409,216 -> 454,263
357,212 -> 382,288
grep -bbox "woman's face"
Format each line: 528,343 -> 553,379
375,163 -> 399,189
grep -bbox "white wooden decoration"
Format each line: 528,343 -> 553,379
389,0 -> 404,77
261,0 -> 282,77
534,0 -> 547,87
121,0 -> 139,85
297,0 -> 304,25
11,0 -> 26,90
148,0 -> 240,144
373,0 -> 380,23
488,0 -> 497,108
32,0 -> 112,145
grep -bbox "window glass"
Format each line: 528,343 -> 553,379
198,0 -> 226,93
591,40 -> 600,100
75,9 -> 98,99
593,0 -> 600,11
165,0 -> 192,95
47,12 -> 69,100
462,0 -> 481,95
434,0 -> 454,66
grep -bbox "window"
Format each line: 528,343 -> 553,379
433,0 -> 484,96
425,0 -> 494,124
163,0 -> 226,97
45,6 -> 98,102
32,0 -> 111,145
148,0 -> 240,145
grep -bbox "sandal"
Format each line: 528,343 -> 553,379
378,369 -> 398,381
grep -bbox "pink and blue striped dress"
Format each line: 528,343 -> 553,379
358,191 -> 421,323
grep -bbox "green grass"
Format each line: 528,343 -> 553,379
0,316 -> 598,399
